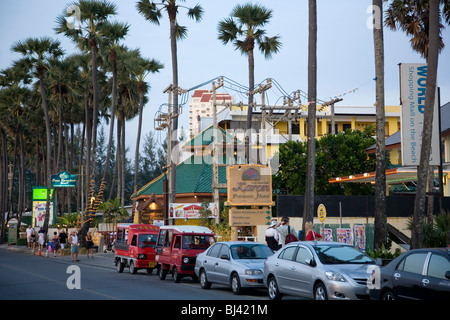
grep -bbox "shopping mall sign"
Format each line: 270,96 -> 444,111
399,63 -> 440,166
227,164 -> 272,206
51,170 -> 77,187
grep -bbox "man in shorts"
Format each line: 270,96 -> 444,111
59,229 -> 68,256
69,231 -> 79,262
26,225 -> 33,249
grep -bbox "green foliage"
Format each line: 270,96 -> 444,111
274,128 -> 377,195
407,212 -> 450,247
55,212 -> 81,228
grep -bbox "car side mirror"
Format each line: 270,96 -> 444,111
220,254 -> 230,260
445,271 -> 450,280
306,258 -> 316,267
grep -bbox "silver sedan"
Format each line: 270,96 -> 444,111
195,241 -> 274,295
263,241 -> 375,300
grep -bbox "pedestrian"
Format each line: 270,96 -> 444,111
26,225 -> 33,249
30,229 -> 36,254
38,229 -> 45,253
276,216 -> 298,246
51,231 -> 60,257
59,229 -> 68,256
305,221 -> 322,241
69,231 -> 79,262
265,220 -> 280,251
85,231 -> 94,259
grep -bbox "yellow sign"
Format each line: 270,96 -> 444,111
317,204 -> 327,223
227,164 -> 272,206
229,208 -> 271,226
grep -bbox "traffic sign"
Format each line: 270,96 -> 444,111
317,204 -> 326,223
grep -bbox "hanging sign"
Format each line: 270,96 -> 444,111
51,171 -> 77,187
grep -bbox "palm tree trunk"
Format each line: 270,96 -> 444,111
169,15 -> 179,207
38,67 -> 53,231
133,88 -> 145,202
246,47 -> 255,163
411,0 -> 440,249
90,40 -> 99,180
303,0 -> 317,237
373,0 -> 387,250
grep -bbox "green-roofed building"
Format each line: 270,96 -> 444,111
131,125 -> 243,224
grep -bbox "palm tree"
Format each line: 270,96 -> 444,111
55,0 -> 117,195
136,0 -> 204,205
127,52 -> 163,208
372,0 -> 387,250
218,2 -> 281,163
11,36 -> 63,231
99,20 -> 129,203
303,0 -> 317,236
385,0 -> 448,248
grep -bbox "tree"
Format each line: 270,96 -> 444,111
136,0 -> 204,206
372,0 -> 387,250
98,198 -> 129,234
218,2 -> 281,163
11,36 -> 63,231
303,0 -> 317,239
385,0 -> 448,248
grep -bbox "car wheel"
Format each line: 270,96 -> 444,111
200,269 -> 211,289
159,267 -> 167,280
268,276 -> 282,300
314,282 -> 328,300
129,260 -> 137,274
172,267 -> 181,283
381,290 -> 396,300
116,259 -> 124,273
231,273 -> 242,295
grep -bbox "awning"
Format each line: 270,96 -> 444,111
328,164 -> 450,185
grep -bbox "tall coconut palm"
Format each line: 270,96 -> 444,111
372,0 -> 387,250
128,52 -> 163,211
303,0 -> 317,236
385,0 -> 448,248
55,0 -> 117,195
11,36 -> 63,231
218,2 -> 281,163
137,0 -> 203,206
99,20 -> 129,202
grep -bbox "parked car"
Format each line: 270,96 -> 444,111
195,241 -> 274,295
155,225 -> 215,282
263,241 -> 375,300
114,223 -> 160,274
370,248 -> 450,300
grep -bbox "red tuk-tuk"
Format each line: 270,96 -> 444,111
114,223 -> 159,274
156,225 -> 215,282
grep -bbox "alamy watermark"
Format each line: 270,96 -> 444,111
66,265 -> 81,289
367,4 -> 383,30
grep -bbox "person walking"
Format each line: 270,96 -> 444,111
305,221 -> 322,241
51,231 -> 60,257
265,220 -> 280,251
85,231 -> 94,259
59,229 -> 68,256
26,225 -> 33,249
37,229 -> 45,254
69,231 -> 79,262
30,229 -> 36,254
276,216 -> 297,246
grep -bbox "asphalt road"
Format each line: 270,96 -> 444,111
0,250 -> 268,301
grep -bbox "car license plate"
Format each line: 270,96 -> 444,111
149,261 -> 156,268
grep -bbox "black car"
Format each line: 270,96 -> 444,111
371,248 -> 450,300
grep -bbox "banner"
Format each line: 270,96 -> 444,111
399,63 -> 440,165
169,203 -> 219,219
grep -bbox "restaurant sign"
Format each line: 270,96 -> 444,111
51,171 -> 77,187
227,164 -> 272,206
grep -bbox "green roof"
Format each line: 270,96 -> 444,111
131,156 -> 228,198
132,125 -> 241,199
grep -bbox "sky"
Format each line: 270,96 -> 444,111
1,0 -> 449,157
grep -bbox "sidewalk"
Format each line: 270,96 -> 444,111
0,243 -> 115,269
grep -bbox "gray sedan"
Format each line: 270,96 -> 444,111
263,241 -> 375,300
195,241 -> 274,295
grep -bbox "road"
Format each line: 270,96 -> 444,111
0,250 -> 268,300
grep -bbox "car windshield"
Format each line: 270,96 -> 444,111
182,235 -> 213,249
230,244 -> 274,260
312,244 -> 374,264
138,234 -> 158,248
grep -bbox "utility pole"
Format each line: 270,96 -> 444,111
250,79 -> 272,165
283,90 -> 301,140
322,98 -> 343,134
212,77 -> 224,224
